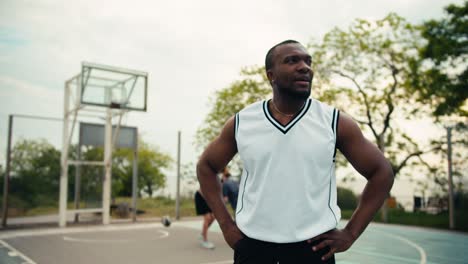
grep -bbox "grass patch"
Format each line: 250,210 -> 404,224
24,206 -> 58,216
114,196 -> 198,218
8,196 -> 468,233
113,196 -> 236,219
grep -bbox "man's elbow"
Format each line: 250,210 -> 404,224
381,160 -> 394,189
368,160 -> 394,185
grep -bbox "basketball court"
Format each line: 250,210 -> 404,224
0,219 -> 467,264
1,63 -> 467,264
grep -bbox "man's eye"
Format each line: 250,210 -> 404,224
286,57 -> 298,63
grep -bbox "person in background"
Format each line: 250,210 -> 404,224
194,189 -> 215,249
221,167 -> 239,212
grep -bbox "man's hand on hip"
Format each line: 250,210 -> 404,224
307,228 -> 356,261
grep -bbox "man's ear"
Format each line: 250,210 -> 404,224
267,70 -> 275,84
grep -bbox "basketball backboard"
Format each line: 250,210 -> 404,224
79,122 -> 137,149
80,62 -> 147,111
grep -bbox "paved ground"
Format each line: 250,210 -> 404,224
0,218 -> 467,264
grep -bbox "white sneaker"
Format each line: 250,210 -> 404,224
201,240 -> 215,249
198,234 -> 203,241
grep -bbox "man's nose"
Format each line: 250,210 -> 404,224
297,61 -> 311,73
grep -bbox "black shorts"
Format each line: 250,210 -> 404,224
234,235 -> 335,264
195,191 -> 212,215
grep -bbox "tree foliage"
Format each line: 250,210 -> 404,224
310,13 -> 445,181
9,139 -> 61,207
413,1 -> 468,116
82,141 -> 173,198
194,67 -> 272,174
113,141 -> 173,197
337,187 -> 358,210
195,67 -> 272,150
5,138 -> 172,210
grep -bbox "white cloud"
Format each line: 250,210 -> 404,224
0,76 -> 58,99
0,76 -> 62,121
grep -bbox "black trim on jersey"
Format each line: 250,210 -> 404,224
236,169 -> 249,215
262,99 -> 311,134
234,113 -> 239,138
333,110 -> 340,161
331,109 -> 339,162
331,109 -> 336,130
328,174 -> 338,226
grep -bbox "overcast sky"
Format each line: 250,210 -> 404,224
0,0 -> 463,201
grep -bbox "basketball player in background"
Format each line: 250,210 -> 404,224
221,167 -> 239,212
194,189 -> 216,249
197,40 -> 394,263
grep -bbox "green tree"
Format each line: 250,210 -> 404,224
136,142 -> 172,197
9,139 -> 61,208
4,137 -> 171,211
78,146 -> 104,205
195,67 -> 272,174
337,187 -> 358,210
112,141 -> 173,197
76,139 -> 172,200
310,13 -> 447,182
413,1 -> 468,116
195,67 -> 271,150
309,14 -> 456,221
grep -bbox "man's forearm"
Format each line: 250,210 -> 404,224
345,168 -> 394,240
196,161 -> 234,227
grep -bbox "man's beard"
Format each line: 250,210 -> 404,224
278,85 -> 311,100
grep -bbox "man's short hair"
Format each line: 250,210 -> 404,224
265,40 -> 300,71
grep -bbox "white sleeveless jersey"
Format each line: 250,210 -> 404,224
234,98 -> 340,243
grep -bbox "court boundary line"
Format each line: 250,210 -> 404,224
377,231 -> 427,264
0,222 -> 167,240
0,240 -> 37,264
62,229 -> 169,243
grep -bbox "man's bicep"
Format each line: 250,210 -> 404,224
199,116 -> 238,173
337,113 -> 386,179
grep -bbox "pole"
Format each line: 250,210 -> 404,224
74,145 -> 81,223
102,108 -> 112,225
59,82 -> 71,227
175,131 -> 181,220
447,126 -> 455,229
2,115 -> 13,227
131,136 -> 138,222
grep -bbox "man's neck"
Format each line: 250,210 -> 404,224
271,97 -> 307,116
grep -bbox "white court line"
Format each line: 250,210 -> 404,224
0,222 -> 167,239
0,240 -> 37,264
377,231 -> 427,264
63,229 -> 169,243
